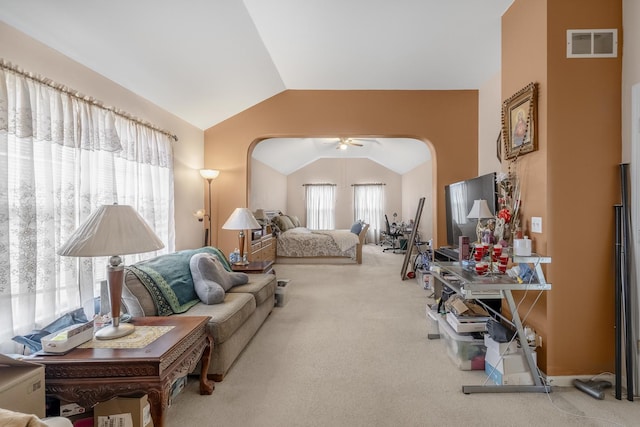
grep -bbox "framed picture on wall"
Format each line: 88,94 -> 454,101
502,82 -> 538,160
496,131 -> 502,162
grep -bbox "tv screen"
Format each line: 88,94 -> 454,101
444,172 -> 497,247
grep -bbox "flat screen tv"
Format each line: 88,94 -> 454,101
444,172 -> 497,247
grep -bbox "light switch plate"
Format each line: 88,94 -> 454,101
531,217 -> 542,233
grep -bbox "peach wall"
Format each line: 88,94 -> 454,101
0,22 -> 206,251
205,90 -> 478,255
249,159 -> 288,211
504,0 -> 622,376
285,158 -> 402,233
622,0 -> 640,161
403,160 -> 433,242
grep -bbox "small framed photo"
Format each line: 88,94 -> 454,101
502,82 -> 538,160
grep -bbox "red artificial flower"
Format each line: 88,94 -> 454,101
498,208 -> 512,223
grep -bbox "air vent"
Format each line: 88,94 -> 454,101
567,29 -> 617,58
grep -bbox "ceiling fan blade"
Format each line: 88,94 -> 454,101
347,141 -> 364,147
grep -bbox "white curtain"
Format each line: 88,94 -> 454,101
354,184 -> 384,243
0,66 -> 174,353
305,185 -> 335,230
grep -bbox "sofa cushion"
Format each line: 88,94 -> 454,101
227,273 -> 277,306
184,292 -> 256,344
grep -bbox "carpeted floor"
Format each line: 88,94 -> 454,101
168,245 -> 636,427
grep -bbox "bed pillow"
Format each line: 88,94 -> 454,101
350,220 -> 364,235
287,215 -> 301,228
273,215 -> 295,232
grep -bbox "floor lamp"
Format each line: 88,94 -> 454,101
58,204 -> 164,339
222,208 -> 261,265
199,169 -> 220,246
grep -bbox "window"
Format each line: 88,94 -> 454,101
354,184 -> 384,242
0,63 -> 174,353
305,184 -> 335,230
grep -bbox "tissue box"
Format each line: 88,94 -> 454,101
0,354 -> 45,418
41,321 -> 94,354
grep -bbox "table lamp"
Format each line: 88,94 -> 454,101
222,208 -> 261,265
467,199 -> 494,244
58,204 -> 165,339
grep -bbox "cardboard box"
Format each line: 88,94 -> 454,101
0,354 -> 46,418
94,394 -> 153,427
484,347 -> 537,385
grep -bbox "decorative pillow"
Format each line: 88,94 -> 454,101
273,215 -> 295,232
190,252 -> 249,297
350,220 -> 363,235
190,254 -> 226,304
287,215 -> 301,228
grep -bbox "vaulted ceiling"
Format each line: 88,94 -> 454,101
1,0 -> 514,173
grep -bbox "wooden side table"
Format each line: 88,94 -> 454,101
231,260 -> 274,274
31,316 -> 214,427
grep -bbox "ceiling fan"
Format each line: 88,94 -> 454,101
325,137 -> 378,150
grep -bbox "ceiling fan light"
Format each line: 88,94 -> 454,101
339,143 -> 348,150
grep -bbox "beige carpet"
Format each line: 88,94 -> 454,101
168,245 -> 636,427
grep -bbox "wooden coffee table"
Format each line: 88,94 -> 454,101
31,316 -> 213,427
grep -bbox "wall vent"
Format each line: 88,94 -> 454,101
567,29 -> 617,58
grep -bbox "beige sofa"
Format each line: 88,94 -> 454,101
120,247 -> 276,381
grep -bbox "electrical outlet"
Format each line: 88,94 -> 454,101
531,216 -> 542,233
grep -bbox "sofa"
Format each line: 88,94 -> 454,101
120,247 -> 276,381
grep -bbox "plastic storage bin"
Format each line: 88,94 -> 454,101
438,315 -> 486,370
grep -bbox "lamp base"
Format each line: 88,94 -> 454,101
95,322 -> 135,340
233,260 -> 250,266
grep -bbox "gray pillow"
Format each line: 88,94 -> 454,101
350,220 -> 363,235
190,253 -> 226,304
190,252 -> 250,299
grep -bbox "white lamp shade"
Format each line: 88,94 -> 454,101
199,169 -> 220,180
467,200 -> 494,220
58,204 -> 165,257
253,209 -> 267,221
222,208 -> 261,230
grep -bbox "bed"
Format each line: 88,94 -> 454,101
271,215 -> 369,264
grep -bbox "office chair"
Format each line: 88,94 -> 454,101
382,214 -> 403,252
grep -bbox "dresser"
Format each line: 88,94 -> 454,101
248,234 -> 275,262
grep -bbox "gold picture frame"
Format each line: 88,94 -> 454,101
502,82 -> 537,160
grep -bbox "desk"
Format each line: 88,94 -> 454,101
31,316 -> 214,427
431,255 -> 552,394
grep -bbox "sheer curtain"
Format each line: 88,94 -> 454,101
0,65 -> 174,353
354,184 -> 384,243
305,184 -> 335,230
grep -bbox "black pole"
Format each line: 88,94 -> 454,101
620,163 -> 634,401
614,204 -> 623,400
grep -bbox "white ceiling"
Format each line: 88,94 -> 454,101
253,137 -> 431,175
0,0 -> 513,173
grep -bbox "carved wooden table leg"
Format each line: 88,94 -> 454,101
147,389 -> 167,427
199,334 -> 215,394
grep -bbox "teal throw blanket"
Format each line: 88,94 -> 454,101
126,247 -> 232,316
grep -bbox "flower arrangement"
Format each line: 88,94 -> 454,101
494,172 -> 521,245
